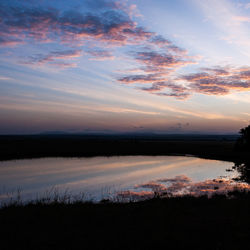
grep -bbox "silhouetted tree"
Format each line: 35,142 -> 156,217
235,125 -> 250,150
233,161 -> 250,183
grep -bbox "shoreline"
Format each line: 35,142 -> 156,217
1,193 -> 250,250
1,135 -> 250,249
0,136 -> 249,162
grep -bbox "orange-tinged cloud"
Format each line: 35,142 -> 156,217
21,49 -> 82,67
180,66 -> 250,96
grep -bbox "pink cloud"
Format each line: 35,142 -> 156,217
0,37 -> 24,47
119,74 -> 165,84
22,49 -> 82,67
180,66 -> 250,96
86,49 -> 115,61
150,35 -> 172,47
155,92 -> 191,100
133,51 -> 190,69
232,16 -> 250,22
139,82 -> 190,99
0,4 -> 153,48
117,32 -> 195,99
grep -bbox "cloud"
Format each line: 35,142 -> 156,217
0,3 -> 152,47
0,37 -> 23,46
47,62 -> 78,68
244,3 -> 250,9
139,82 -> 190,100
195,0 -> 250,57
119,74 -> 165,84
133,51 -> 190,69
86,49 -> 114,60
1,0 -> 196,97
150,35 -> 187,55
0,76 -> 12,81
3,0 -> 250,100
84,0 -> 118,10
22,49 -> 82,67
200,67 -> 230,76
150,35 -> 171,47
232,16 -> 250,23
180,66 -> 250,96
0,0 -> 199,100
140,82 -> 168,92
117,42 -> 195,99
0,1 -> 155,70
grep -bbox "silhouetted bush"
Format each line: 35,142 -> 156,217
235,125 -> 250,151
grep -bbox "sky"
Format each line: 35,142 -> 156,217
1,0 -> 250,134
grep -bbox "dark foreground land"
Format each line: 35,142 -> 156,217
1,134 -> 250,249
0,134 -> 249,162
1,194 -> 250,250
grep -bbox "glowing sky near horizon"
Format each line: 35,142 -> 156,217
1,0 -> 250,134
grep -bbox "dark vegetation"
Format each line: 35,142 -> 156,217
0,134 -> 248,162
1,193 -> 250,250
1,129 -> 250,249
235,124 -> 250,151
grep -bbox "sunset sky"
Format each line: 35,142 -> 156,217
1,0 -> 250,134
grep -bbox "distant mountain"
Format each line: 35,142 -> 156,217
39,131 -> 70,135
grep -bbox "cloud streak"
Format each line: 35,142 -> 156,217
21,49 -> 82,67
0,0 -> 198,98
180,66 -> 250,96
117,38 -> 195,99
2,0 -> 250,100
0,3 -> 152,47
0,1 -> 153,68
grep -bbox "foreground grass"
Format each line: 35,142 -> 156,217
1,193 -> 250,250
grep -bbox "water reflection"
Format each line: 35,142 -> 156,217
0,156 -> 241,202
118,175 -> 250,201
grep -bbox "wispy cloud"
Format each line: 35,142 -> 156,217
0,76 -> 12,81
117,38 -> 195,99
195,0 -> 250,56
21,49 -> 82,67
0,37 -> 23,47
0,0 -> 198,98
232,15 -> 250,23
180,65 -> 250,95
0,2 -> 152,47
86,49 -> 115,61
0,1 -> 152,68
2,0 -> 250,101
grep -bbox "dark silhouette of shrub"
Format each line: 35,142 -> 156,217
233,161 -> 250,183
235,125 -> 250,151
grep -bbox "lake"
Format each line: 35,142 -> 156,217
0,156 -> 246,203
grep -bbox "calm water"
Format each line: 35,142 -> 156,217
0,156 -> 241,202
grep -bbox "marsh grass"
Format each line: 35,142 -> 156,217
2,188 -> 250,249
0,187 -> 89,208
1,184 -> 250,209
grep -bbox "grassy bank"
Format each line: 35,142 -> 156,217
1,135 -> 250,249
1,194 -> 250,250
0,134 -> 248,162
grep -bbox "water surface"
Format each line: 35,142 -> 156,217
0,156 -> 240,202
